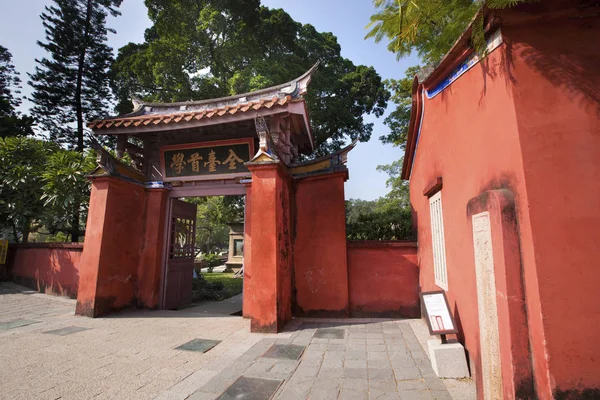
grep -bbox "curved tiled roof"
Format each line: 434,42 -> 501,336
89,62 -> 319,131
89,95 -> 295,130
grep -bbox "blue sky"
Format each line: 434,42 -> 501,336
0,0 -> 419,200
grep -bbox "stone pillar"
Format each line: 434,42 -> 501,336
245,161 -> 293,333
76,176 -> 145,317
467,189 -> 533,400
136,188 -> 169,309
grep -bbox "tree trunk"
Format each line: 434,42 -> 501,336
70,191 -> 82,242
71,0 -> 93,242
22,218 -> 30,244
75,0 -> 93,153
12,223 -> 19,244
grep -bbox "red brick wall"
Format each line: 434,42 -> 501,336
8,243 -> 83,298
347,241 -> 419,318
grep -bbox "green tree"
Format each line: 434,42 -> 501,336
379,66 -> 421,147
189,196 -> 244,255
0,137 -> 96,243
110,0 -> 389,154
0,137 -> 55,243
345,199 -> 377,225
366,0 -> 534,65
376,158 -> 410,208
0,45 -> 34,138
29,0 -> 122,152
41,150 -> 96,241
346,203 -> 412,241
28,0 -> 122,242
367,1 -> 536,148
345,157 -> 413,241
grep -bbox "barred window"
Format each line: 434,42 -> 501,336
429,191 -> 448,290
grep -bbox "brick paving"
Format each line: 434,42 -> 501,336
0,282 -> 473,400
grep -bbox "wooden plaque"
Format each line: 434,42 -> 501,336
160,138 -> 254,182
419,290 -> 458,335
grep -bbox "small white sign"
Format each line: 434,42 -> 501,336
421,291 -> 457,334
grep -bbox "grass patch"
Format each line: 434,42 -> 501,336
201,273 -> 243,300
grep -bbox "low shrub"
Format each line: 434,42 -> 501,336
202,253 -> 222,272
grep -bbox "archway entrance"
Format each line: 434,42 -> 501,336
75,64 -> 355,333
163,198 -> 196,310
162,192 -> 247,311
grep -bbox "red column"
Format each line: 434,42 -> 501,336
242,186 -> 253,319
245,162 -> 293,333
136,188 -> 169,309
76,176 -> 145,317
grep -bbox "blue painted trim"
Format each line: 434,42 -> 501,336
425,29 -> 503,99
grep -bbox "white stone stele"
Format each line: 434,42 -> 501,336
427,337 -> 470,379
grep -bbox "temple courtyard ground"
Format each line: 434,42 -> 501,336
0,282 -> 475,400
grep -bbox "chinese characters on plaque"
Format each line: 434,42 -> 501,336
161,141 -> 252,180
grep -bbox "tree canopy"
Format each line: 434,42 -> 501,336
367,0 -> 535,148
0,137 -> 95,243
0,45 -> 33,138
346,157 -> 412,241
28,0 -> 122,242
29,0 -> 122,152
187,196 -> 244,255
110,0 -> 389,154
366,0 -> 534,65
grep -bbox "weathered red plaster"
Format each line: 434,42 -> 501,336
405,12 -> 600,398
506,19 -> 600,397
245,162 -> 293,332
467,190 -> 533,398
408,44 -> 536,398
293,172 -> 349,317
8,243 -> 82,298
76,176 -> 145,317
135,188 -> 169,309
347,241 -> 419,318
276,171 -> 293,327
242,187 -> 253,319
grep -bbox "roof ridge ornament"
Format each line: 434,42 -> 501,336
130,95 -> 144,112
249,116 -> 281,164
121,61 -> 320,112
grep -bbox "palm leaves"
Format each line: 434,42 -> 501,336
366,0 -> 537,63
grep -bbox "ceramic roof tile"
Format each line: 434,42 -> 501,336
88,95 -> 293,130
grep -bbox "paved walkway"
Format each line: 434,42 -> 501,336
0,283 -> 474,400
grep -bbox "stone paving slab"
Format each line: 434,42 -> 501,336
262,344 -> 305,360
0,282 -> 475,399
0,318 -> 41,330
43,326 -> 90,336
175,339 -> 222,353
216,376 -> 283,400
313,327 -> 346,339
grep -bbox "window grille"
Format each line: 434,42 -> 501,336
429,191 -> 448,290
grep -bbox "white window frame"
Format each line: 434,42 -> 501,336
429,191 -> 448,290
